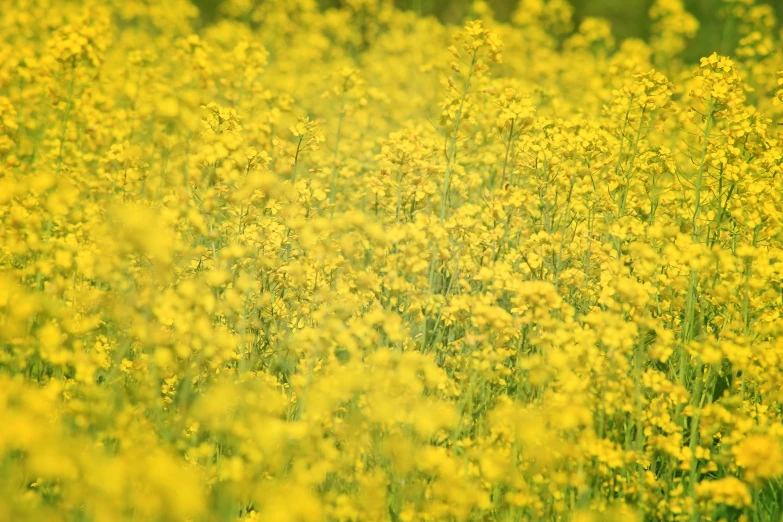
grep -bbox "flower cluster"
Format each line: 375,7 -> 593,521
2,1 -> 783,521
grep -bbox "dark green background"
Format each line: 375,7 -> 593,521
193,0 -> 783,61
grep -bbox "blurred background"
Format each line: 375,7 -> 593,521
191,0 -> 783,61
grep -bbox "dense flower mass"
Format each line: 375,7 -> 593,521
2,0 -> 783,520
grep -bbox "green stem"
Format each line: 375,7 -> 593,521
291,136 -> 304,183
439,50 -> 477,224
499,119 -> 514,189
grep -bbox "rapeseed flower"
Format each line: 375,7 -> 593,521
2,1 -> 783,521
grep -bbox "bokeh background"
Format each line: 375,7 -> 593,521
192,0 -> 783,61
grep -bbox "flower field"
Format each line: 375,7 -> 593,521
2,0 -> 783,520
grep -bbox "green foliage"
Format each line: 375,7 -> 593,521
192,0 -> 783,60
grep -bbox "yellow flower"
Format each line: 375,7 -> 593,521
696,476 -> 751,508
734,434 -> 783,483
